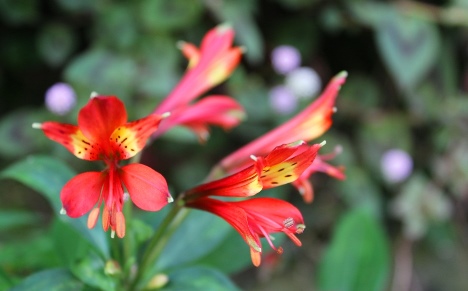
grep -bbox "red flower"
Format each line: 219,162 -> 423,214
185,141 -> 322,200
153,24 -> 245,141
186,197 -> 305,267
209,71 -> 348,202
34,96 -> 172,238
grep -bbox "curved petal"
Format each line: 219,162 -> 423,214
110,113 -> 166,160
119,163 -> 171,211
61,171 -> 105,218
40,122 -> 104,161
78,96 -> 127,143
156,96 -> 245,141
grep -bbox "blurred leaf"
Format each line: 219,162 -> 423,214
273,0 -> 320,9
54,0 -> 98,13
51,218 -> 91,267
64,48 -> 138,99
37,23 -> 76,67
349,2 -> 441,90
206,0 -> 264,64
70,253 -> 116,291
10,268 -> 83,291
317,208 -> 391,291
138,0 -> 203,32
338,74 -> 381,118
0,108 -> 52,159
0,268 -> 15,291
154,209 -> 232,271
0,230 -> 60,271
95,4 -> 138,50
0,210 -> 41,231
375,5 -> 440,90
134,36 -> 179,99
0,155 -> 110,258
0,0 -> 39,25
358,113 -> 412,176
161,266 -> 239,291
337,166 -> 383,217
192,228 -> 252,274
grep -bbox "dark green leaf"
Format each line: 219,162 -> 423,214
10,268 -> 83,291
160,266 -> 239,291
0,155 -> 109,258
138,0 -> 203,31
37,23 -> 76,67
154,209 -> 232,271
317,209 -> 391,291
0,210 -> 41,231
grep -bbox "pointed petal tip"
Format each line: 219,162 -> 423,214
60,207 -> 67,215
250,155 -> 258,161
319,140 -> 327,147
161,112 -> 171,119
32,122 -> 42,129
216,23 -> 232,33
176,40 -> 187,50
336,70 -> 348,79
89,91 -> 99,99
167,195 -> 174,203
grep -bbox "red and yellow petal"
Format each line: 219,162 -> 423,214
109,113 -> 166,160
119,163 -> 171,211
185,165 -> 263,199
259,143 -> 320,189
61,171 -> 105,218
78,96 -> 127,145
39,122 -> 104,161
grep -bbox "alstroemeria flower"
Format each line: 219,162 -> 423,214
153,24 -> 245,141
209,71 -> 348,202
185,141 -> 322,200
186,197 -> 305,267
34,96 -> 172,238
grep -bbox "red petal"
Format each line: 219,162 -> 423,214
40,122 -> 104,161
119,163 -> 170,211
61,171 -> 105,218
219,72 -> 347,172
185,165 -> 263,198
187,197 -> 261,252
78,96 -> 127,144
109,114 -> 165,160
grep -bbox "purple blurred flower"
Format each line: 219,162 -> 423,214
381,149 -> 413,183
271,45 -> 301,75
269,85 -> 298,115
285,67 -> 322,99
45,83 -> 76,115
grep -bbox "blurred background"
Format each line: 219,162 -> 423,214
1,0 -> 468,290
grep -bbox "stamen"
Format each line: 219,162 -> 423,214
111,230 -> 115,239
296,224 -> 306,234
90,91 -> 99,98
115,212 -> 126,238
59,207 -> 67,215
319,140 -> 327,147
32,123 -> 42,129
161,112 -> 171,119
250,249 -> 262,267
123,192 -> 130,202
87,207 -> 100,229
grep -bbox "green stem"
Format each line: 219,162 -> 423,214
128,198 -> 190,290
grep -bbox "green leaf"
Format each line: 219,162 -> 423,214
10,268 -> 83,291
0,108 -> 52,159
0,0 -> 39,25
206,0 -> 264,64
192,228 -> 252,274
138,0 -> 203,32
0,210 -> 41,231
317,209 -> 391,291
0,155 -> 109,258
373,4 -> 441,90
37,23 -> 76,67
160,266 -> 239,291
64,48 -> 138,99
154,209 -> 232,271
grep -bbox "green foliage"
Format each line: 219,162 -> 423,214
317,209 -> 391,291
